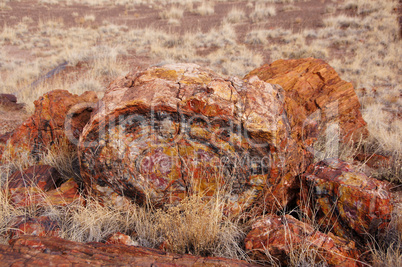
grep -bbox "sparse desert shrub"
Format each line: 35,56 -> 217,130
244,29 -> 269,45
155,195 -> 246,258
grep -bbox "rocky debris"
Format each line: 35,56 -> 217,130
78,63 -> 301,215
0,94 -> 24,111
299,158 -> 392,243
244,214 -> 360,266
0,235 -> 260,266
9,178 -> 82,208
0,94 -> 17,104
7,165 -> 62,192
106,232 -> 138,246
245,58 -> 368,148
7,216 -> 61,240
1,90 -> 98,163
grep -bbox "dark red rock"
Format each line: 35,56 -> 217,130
0,235 -> 260,266
0,94 -> 24,111
354,153 -> 391,169
0,94 -> 17,104
7,216 -> 61,240
299,158 -> 393,243
8,165 -> 62,192
9,178 -> 82,208
244,214 -> 360,266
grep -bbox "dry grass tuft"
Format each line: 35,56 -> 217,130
159,5 -> 184,20
249,3 -> 276,23
224,7 -> 247,24
193,1 -> 215,16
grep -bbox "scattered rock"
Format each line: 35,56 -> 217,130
7,216 -> 61,240
245,214 -> 360,266
299,158 -> 392,243
10,178 -> 82,208
78,63 -> 300,215
106,232 -> 138,246
0,94 -> 17,104
8,165 -> 62,192
245,58 -> 368,148
1,90 -> 98,163
1,235 -> 260,266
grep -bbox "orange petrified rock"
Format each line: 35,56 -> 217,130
245,58 -> 368,146
1,90 -> 98,163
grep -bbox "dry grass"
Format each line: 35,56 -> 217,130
0,152 -> 248,260
249,3 -> 276,23
193,1 -> 215,16
224,7 -> 247,24
369,202 -> 402,266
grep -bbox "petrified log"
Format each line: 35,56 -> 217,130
78,63 -> 302,215
0,235 -> 260,266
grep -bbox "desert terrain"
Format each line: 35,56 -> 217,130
0,0 -> 401,266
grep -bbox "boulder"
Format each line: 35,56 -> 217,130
78,63 -> 301,215
1,90 -> 98,163
0,235 -> 260,266
245,58 -> 368,151
244,214 -> 360,266
10,178 -> 82,208
299,158 -> 392,243
7,216 -> 61,239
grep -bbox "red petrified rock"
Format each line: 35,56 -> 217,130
78,63 -> 301,215
7,216 -> 61,240
354,153 -> 391,169
244,214 -> 360,266
300,158 -> 392,243
1,90 -> 98,163
8,165 -> 62,192
245,58 -> 368,148
0,235 -> 260,266
106,232 -> 137,246
10,178 -> 82,208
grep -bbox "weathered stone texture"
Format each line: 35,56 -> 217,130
0,235 -> 260,266
300,158 -> 392,242
79,63 -> 299,215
